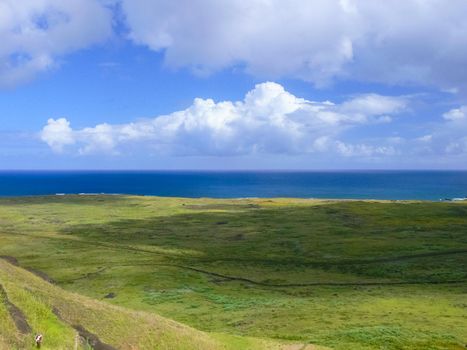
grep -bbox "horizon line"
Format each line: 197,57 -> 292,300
0,169 -> 467,172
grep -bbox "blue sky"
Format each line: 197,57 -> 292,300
1,0 -> 467,170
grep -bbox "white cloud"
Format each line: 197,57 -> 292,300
120,0 -> 467,92
3,0 -> 467,92
40,82 -> 407,157
80,123 -> 117,154
408,106 -> 467,158
40,118 -> 74,152
340,94 -> 406,116
0,0 -> 112,87
335,141 -> 396,157
443,106 -> 466,121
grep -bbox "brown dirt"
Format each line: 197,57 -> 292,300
0,255 -> 55,284
73,325 -> 117,350
52,308 -> 116,350
0,256 -> 19,266
0,284 -> 32,334
24,267 -> 56,284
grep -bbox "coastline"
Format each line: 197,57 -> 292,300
0,193 -> 464,203
0,170 -> 466,200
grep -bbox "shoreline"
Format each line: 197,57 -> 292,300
0,193 -> 465,202
0,171 -> 465,202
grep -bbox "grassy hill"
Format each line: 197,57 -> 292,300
0,258 -> 315,350
0,195 -> 466,349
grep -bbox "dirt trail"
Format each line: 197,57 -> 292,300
25,267 -> 55,284
52,308 -> 117,350
0,284 -> 31,334
73,325 -> 117,350
0,255 -> 19,266
0,256 -> 55,284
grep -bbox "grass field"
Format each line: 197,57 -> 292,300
0,195 -> 466,349
0,257 -> 300,350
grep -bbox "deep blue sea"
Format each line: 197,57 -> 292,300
0,171 -> 466,200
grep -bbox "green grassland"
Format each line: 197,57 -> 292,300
0,257 -> 298,350
0,195 -> 466,349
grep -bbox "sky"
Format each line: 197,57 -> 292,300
1,0 -> 467,170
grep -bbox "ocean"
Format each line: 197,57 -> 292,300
0,170 -> 466,200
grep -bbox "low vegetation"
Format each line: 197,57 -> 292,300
0,258 -> 303,349
0,195 -> 465,349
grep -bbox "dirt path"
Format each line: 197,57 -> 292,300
52,308 -> 117,350
0,256 -> 55,284
73,325 -> 117,350
0,284 -> 31,334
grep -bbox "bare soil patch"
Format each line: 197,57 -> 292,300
0,256 -> 55,284
73,325 -> 117,350
0,284 -> 31,334
0,255 -> 19,266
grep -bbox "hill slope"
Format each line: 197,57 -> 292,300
0,195 -> 465,349
0,258 -> 314,350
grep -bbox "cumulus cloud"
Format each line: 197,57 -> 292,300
120,0 -> 467,92
0,0 -> 112,87
40,82 -> 407,157
3,0 -> 467,92
40,118 -> 74,152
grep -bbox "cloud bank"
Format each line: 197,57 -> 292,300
40,82 -> 406,157
121,0 -> 467,92
0,0 -> 112,87
2,0 -> 467,93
